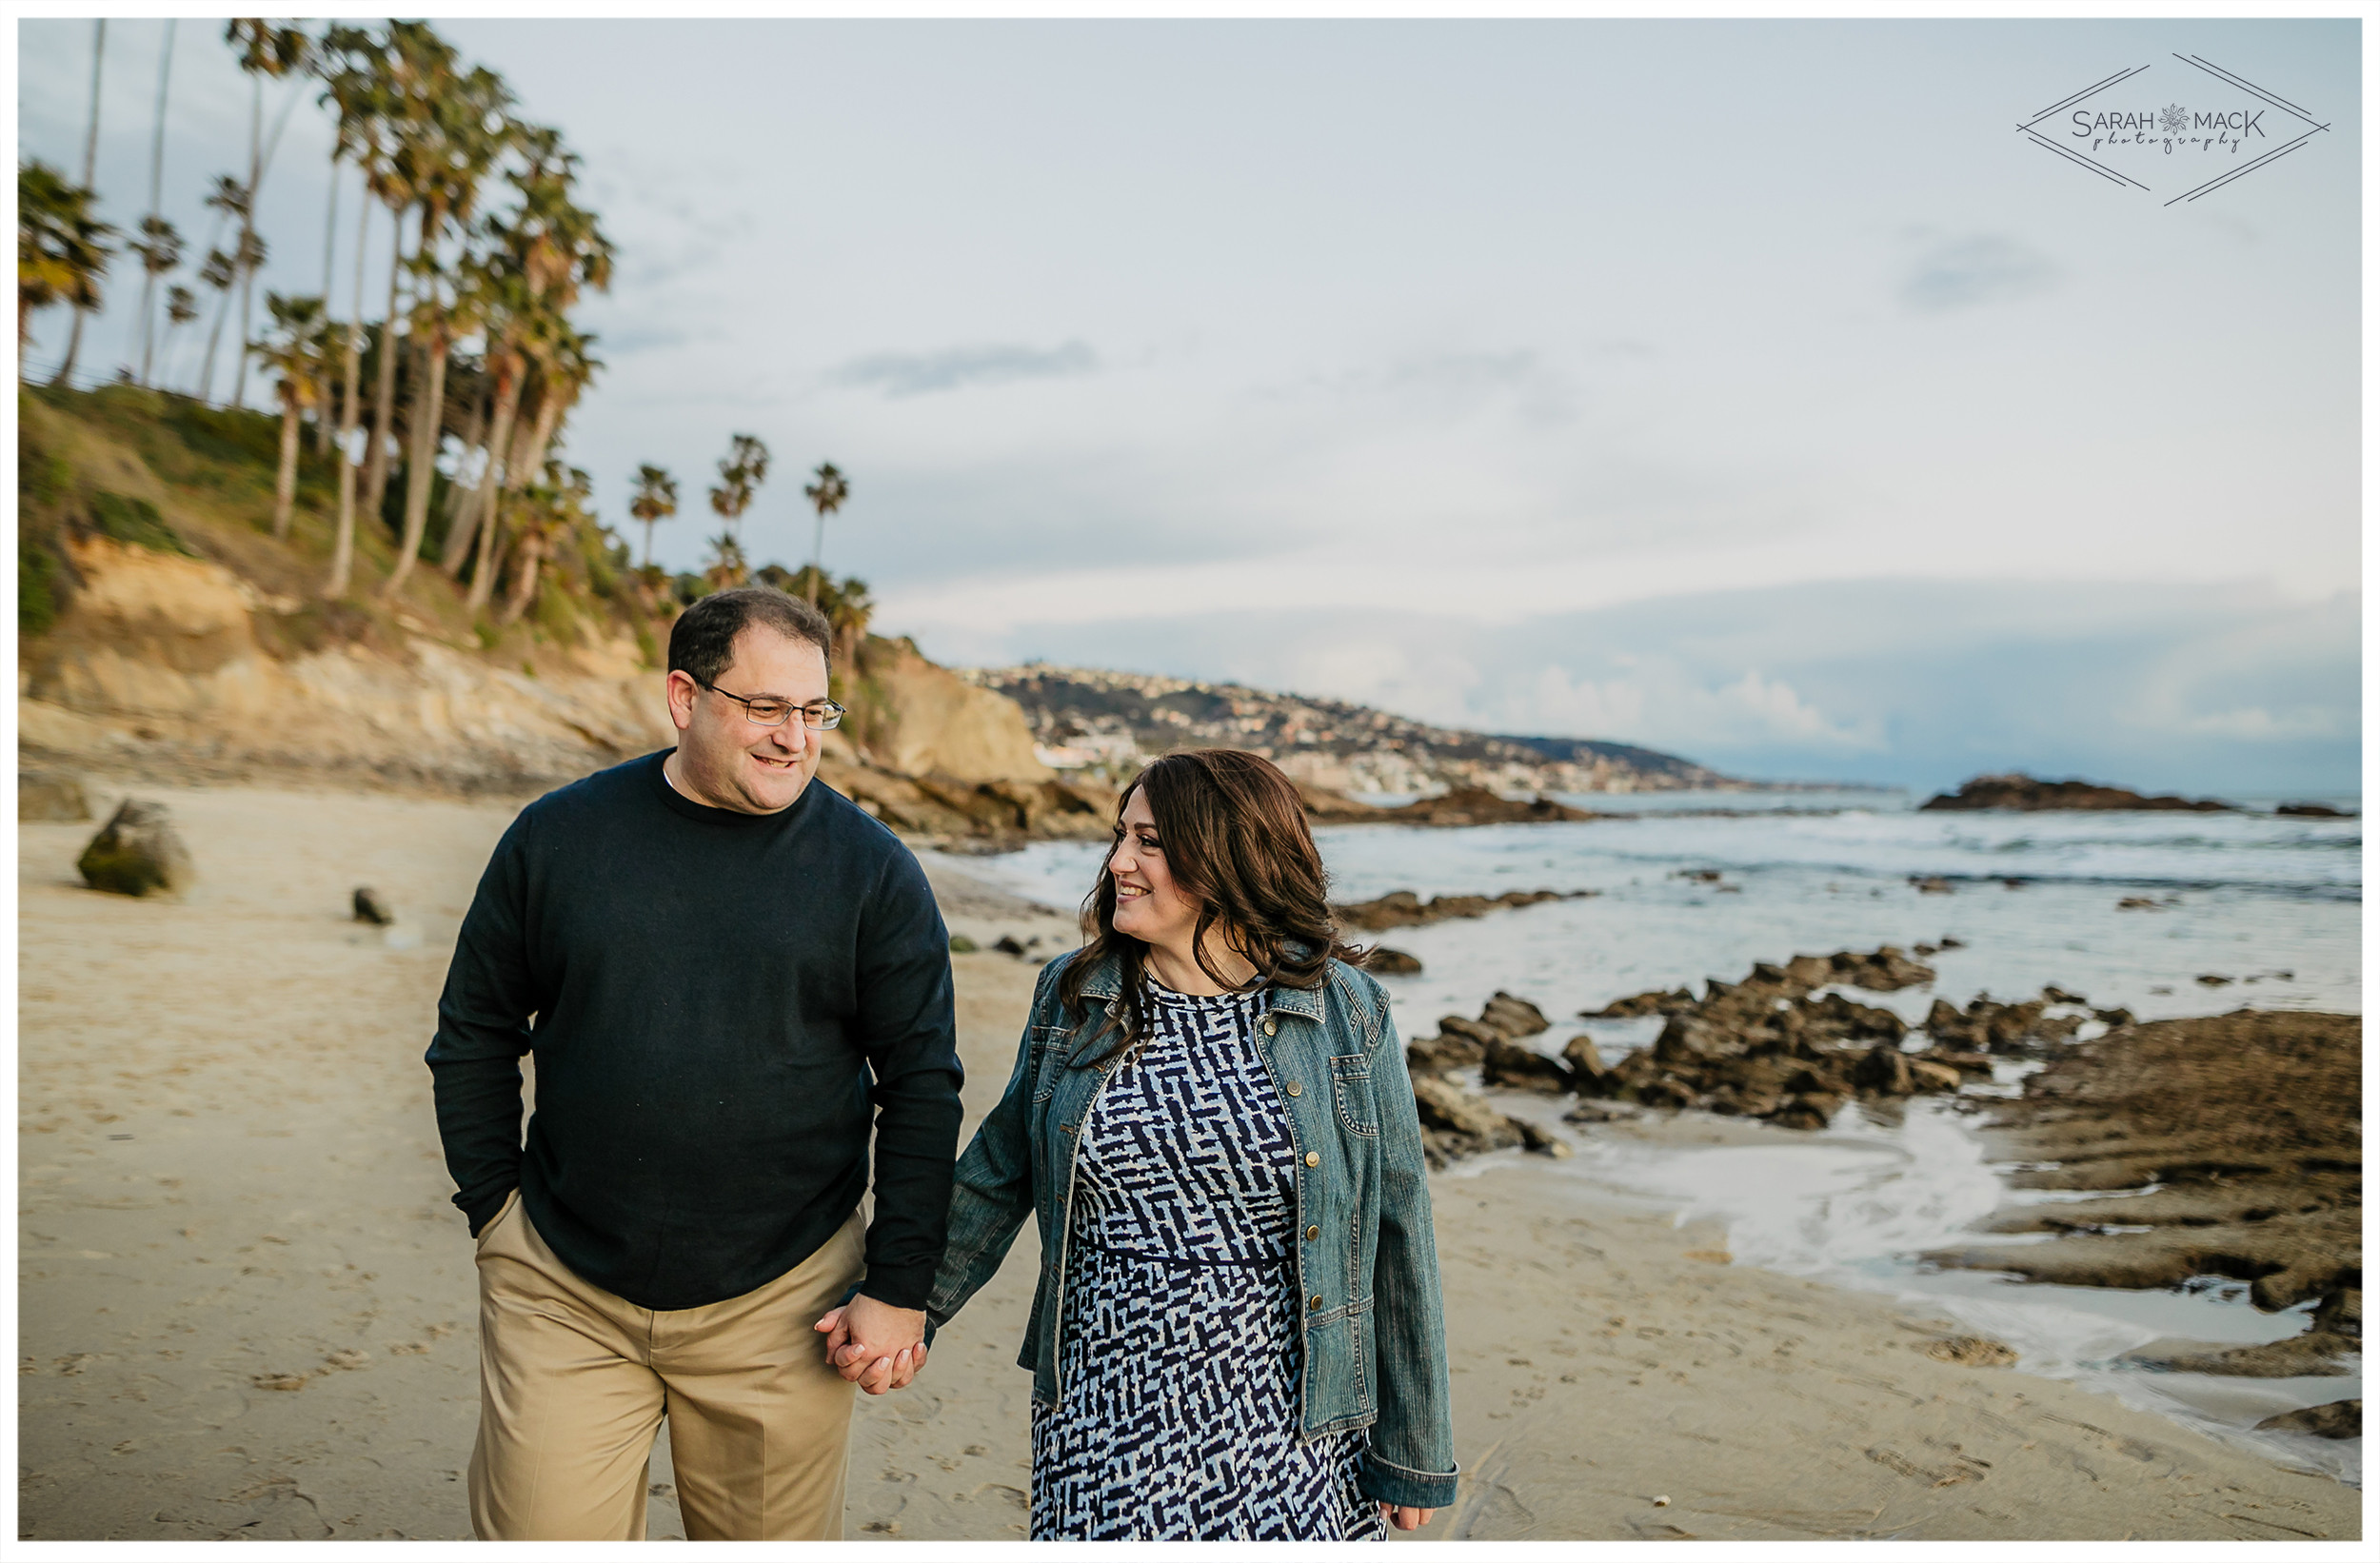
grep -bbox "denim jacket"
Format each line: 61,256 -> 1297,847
923,946 -> 1458,1511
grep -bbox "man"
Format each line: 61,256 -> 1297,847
426,586 -> 962,1540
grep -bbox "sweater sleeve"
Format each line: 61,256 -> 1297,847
424,814 -> 539,1236
849,844 -> 965,1309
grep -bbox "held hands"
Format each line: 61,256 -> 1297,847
1379,1505 -> 1436,1532
813,1295 -> 928,1395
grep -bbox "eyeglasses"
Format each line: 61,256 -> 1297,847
695,677 -> 845,730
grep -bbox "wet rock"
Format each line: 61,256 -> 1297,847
1336,888 -> 1585,931
1904,1058 -> 1965,1093
1919,773 -> 2235,813
2042,984 -> 2085,1004
2116,896 -> 2163,911
1579,987 -> 1694,1019
351,887 -> 396,926
2196,974 -> 2232,987
992,935 -> 1027,957
2254,1399 -> 2360,1438
76,798 -> 194,898
1362,946 -> 1422,976
1480,1036 -> 1572,1095
1480,991 -> 1551,1037
1516,1119 -> 1572,1158
19,771 -> 90,821
2275,801 -> 2352,819
2093,1006 -> 2135,1028
948,933 -> 980,953
1406,1035 -> 1479,1076
1919,1335 -> 2017,1368
2311,1288 -> 2359,1339
1563,1101 -> 1628,1125
1410,1075 -> 1525,1163
1769,1094 -> 1838,1131
2119,1333 -> 2356,1378
1852,1043 -> 1914,1097
1652,1015 -> 1724,1065
1438,1016 -> 1505,1051
1910,875 -> 1954,895
1635,1077 -> 1700,1112
1559,1035 -> 1611,1094
1837,947 -> 1936,992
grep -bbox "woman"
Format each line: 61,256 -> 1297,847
893,748 -> 1456,1539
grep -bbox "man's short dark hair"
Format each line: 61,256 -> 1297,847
667,587 -> 834,687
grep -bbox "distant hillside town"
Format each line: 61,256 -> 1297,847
961,663 -> 1743,796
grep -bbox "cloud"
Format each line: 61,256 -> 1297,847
1901,234 -> 2059,312
830,340 -> 1100,398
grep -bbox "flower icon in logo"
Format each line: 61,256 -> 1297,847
2159,103 -> 2191,134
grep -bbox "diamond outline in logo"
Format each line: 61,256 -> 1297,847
2015,56 -> 2330,205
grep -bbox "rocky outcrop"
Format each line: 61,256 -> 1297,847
1926,1010 -> 2360,1321
1359,947 -> 1422,976
1375,787 -> 1599,826
861,643 -> 1052,783
77,798 -> 194,898
1334,887 -> 1587,931
1919,774 -> 2235,813
2275,801 -> 2353,819
822,758 -> 1114,847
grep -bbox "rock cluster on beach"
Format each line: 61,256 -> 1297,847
1334,886 -> 1593,931
1296,783 -> 1604,827
1923,1008 -> 2362,1371
1918,773 -> 2235,813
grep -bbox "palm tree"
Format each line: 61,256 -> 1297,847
162,282 -> 197,383
629,464 -> 678,567
704,532 -> 750,593
708,433 -> 770,554
315,23 -> 386,598
254,292 -> 326,540
802,461 -> 850,608
53,20 -> 105,387
361,23 -> 453,525
499,462 -> 590,625
132,19 -> 177,386
19,161 -> 115,368
384,65 -> 514,599
127,216 -> 182,386
194,174 -> 248,399
226,20 -> 313,410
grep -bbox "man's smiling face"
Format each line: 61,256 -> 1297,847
665,626 -> 830,814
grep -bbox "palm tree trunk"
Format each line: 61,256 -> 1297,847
466,396 -> 538,615
271,394 -> 301,540
809,512 -> 827,605
313,150 -> 339,455
644,519 -> 656,567
384,325 -> 448,596
230,73 -> 261,410
138,20 -> 173,386
198,279 -> 235,404
442,378 -> 488,525
53,19 -> 105,387
442,356 -> 517,575
324,193 -> 370,599
499,536 -> 544,626
362,212 -> 407,523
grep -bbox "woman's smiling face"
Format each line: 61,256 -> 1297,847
1106,786 -> 1201,953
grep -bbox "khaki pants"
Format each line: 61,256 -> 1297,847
467,1191 -> 865,1540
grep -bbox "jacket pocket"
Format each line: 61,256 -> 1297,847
1029,1026 -> 1070,1102
1330,1054 -> 1378,1137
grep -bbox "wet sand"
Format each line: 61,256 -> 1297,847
15,779 -> 2360,1539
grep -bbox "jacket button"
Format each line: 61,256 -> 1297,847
1309,1295 -> 1324,1311
1262,1019 -> 1277,1037
1285,1081 -> 1303,1098
1304,1151 -> 1319,1168
1304,1224 -> 1319,1241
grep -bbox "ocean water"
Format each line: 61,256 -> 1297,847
948,790 -> 2364,1483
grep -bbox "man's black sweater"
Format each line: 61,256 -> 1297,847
426,749 -> 963,1312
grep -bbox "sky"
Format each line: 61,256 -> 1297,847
16,14 -> 2363,794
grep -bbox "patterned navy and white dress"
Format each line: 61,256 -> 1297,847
1029,979 -> 1384,1542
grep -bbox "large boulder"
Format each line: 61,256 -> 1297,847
1479,1036 -> 1572,1094
77,798 -> 194,898
1559,1035 -> 1613,1094
1409,1075 -> 1525,1163
867,647 -> 1052,783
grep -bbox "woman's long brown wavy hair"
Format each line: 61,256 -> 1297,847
1060,748 -> 1366,1063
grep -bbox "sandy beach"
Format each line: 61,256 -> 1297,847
16,777 -> 2362,1540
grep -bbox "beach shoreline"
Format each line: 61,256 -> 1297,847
14,775 -> 2361,1540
